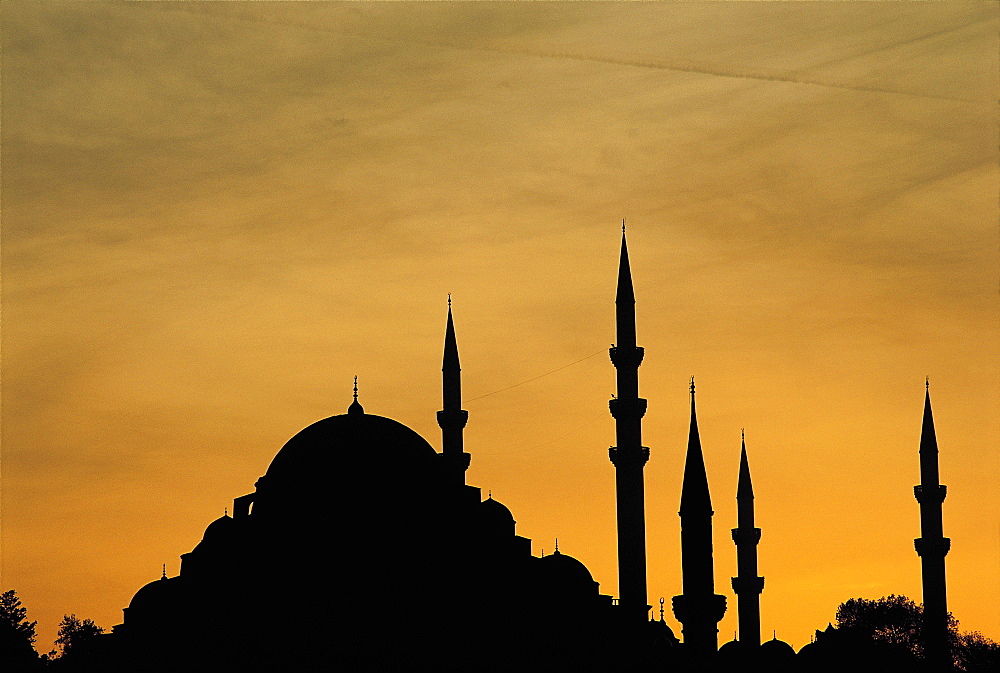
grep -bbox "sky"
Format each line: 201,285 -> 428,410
2,0 -> 998,654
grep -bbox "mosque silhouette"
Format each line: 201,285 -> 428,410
110,232 -> 950,672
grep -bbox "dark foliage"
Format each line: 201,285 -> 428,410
0,590 -> 41,671
53,615 -> 103,658
954,632 -> 1000,673
835,595 -> 999,672
835,594 -> 950,658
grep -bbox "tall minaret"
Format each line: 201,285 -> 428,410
672,379 -> 726,654
731,432 -> 764,647
914,380 -> 950,670
608,226 -> 650,623
437,296 -> 470,483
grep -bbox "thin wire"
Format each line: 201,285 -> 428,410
475,411 -> 607,456
465,348 -> 607,403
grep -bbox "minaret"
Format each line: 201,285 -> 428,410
608,226 -> 650,623
437,296 -> 470,483
914,380 -> 950,670
672,379 -> 726,654
731,432 -> 764,647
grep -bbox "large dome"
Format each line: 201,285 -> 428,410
264,407 -> 438,482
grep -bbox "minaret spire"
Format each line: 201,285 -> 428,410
731,432 -> 764,648
608,226 -> 650,623
672,379 -> 726,655
437,298 -> 470,483
914,381 -> 950,670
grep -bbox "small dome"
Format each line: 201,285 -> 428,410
718,639 -> 746,656
648,618 -> 678,644
759,637 -> 796,657
796,641 -> 820,658
202,514 -> 234,540
127,576 -> 179,611
538,550 -> 597,590
480,497 -> 515,524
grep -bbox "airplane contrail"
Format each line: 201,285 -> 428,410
160,4 -> 987,106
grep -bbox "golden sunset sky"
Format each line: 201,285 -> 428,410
2,0 -> 997,653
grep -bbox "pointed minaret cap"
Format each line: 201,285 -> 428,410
679,376 -> 713,515
443,295 -> 460,372
737,430 -> 754,500
348,375 -> 365,415
919,376 -> 940,484
921,377 -> 938,453
616,225 -> 635,305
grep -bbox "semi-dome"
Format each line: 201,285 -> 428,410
127,576 -> 179,611
189,513 -> 236,555
202,514 -> 233,540
480,496 -> 515,523
538,550 -> 598,593
264,407 -> 438,482
480,496 -> 516,537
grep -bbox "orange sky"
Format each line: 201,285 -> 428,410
2,1 -> 998,654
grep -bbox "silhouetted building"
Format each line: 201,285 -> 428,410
113,288 -> 672,672
915,380 -> 951,670
106,234 -> 962,672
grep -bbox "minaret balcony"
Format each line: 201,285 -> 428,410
731,575 -> 765,595
608,445 -> 650,466
671,593 -> 727,625
730,527 -> 762,545
914,537 -> 951,557
914,484 -> 947,504
438,451 -> 471,472
609,345 -> 644,369
609,397 -> 647,419
437,409 -> 469,429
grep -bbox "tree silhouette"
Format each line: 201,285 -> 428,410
954,631 -> 1000,673
0,590 -> 41,670
835,595 -> 999,672
52,614 -> 104,666
835,594 -> 950,658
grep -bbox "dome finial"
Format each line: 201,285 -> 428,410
554,538 -> 559,554
161,563 -> 167,580
660,597 -> 665,622
348,376 -> 365,415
